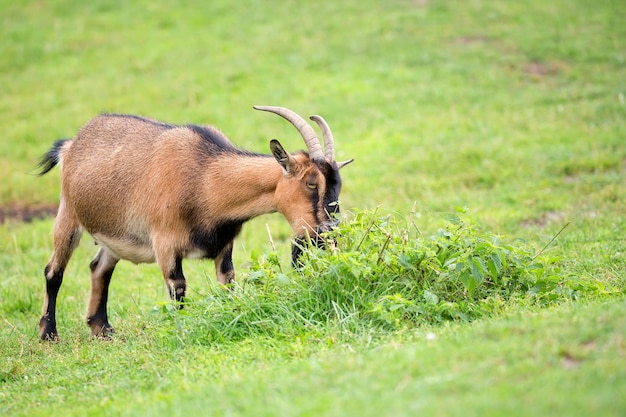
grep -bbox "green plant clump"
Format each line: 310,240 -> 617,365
297,209 -> 607,328
155,209 -> 608,344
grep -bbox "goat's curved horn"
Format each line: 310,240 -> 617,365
309,115 -> 335,162
253,106 -> 324,161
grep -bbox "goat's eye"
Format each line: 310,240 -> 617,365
306,182 -> 318,190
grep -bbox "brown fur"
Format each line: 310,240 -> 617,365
38,112 -> 349,340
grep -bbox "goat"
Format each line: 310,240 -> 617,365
37,106 -> 353,341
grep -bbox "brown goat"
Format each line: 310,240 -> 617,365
37,106 -> 352,341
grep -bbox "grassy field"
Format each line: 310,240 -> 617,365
1,0 -> 625,416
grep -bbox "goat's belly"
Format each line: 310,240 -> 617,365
93,234 -> 156,264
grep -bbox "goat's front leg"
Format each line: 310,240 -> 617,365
155,248 -> 186,308
215,241 -> 235,285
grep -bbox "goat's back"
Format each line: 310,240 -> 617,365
65,113 -> 232,170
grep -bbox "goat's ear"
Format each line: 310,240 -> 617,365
270,139 -> 293,173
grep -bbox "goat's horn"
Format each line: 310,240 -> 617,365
309,115 -> 335,162
253,106 -> 324,161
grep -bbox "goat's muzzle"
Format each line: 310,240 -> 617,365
291,220 -> 339,266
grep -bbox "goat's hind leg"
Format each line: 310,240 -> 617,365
86,247 -> 119,338
40,202 -> 82,341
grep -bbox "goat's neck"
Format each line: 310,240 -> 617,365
204,155 -> 282,220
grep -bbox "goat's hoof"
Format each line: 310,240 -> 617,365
40,331 -> 60,342
39,318 -> 59,342
90,323 -> 115,340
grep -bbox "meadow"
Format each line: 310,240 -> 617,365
1,0 -> 625,415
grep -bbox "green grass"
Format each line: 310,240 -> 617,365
136,300 -> 626,417
1,0 -> 625,415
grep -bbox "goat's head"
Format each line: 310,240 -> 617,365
254,106 -> 353,264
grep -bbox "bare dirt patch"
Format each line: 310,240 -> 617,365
0,204 -> 58,223
454,35 -> 491,46
519,210 -> 567,228
523,60 -> 568,78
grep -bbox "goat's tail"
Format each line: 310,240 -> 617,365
37,139 -> 71,176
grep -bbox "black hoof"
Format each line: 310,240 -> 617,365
39,317 -> 59,342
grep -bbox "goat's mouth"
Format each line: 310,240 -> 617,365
318,218 -> 340,234
291,220 -> 339,266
